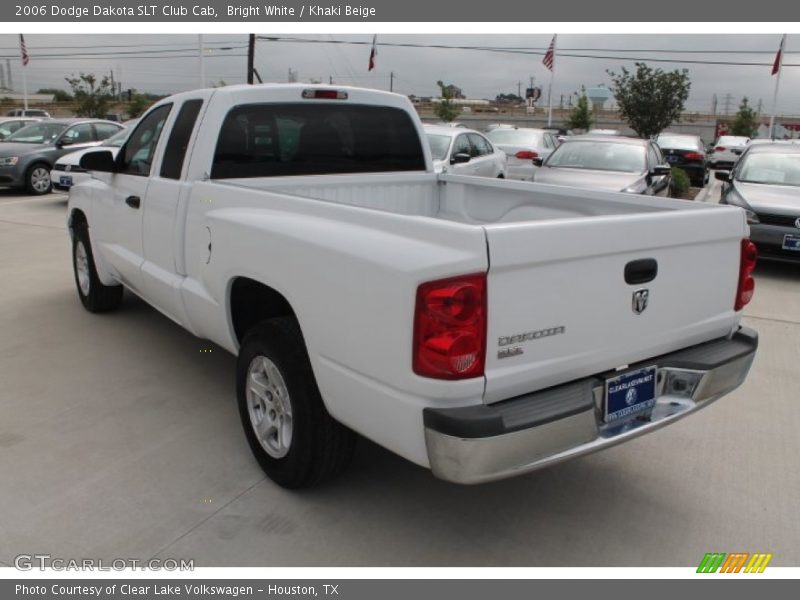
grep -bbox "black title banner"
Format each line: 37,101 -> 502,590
5,0 -> 800,21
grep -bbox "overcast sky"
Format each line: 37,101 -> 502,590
1,33 -> 798,115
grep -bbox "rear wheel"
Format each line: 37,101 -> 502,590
237,317 -> 356,488
71,224 -> 123,312
26,163 -> 52,195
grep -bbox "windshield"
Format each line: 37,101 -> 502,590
656,135 -> 702,151
426,134 -> 451,160
102,127 -> 131,148
546,141 -> 646,173
486,129 -> 543,146
736,152 -> 800,187
5,121 -> 69,144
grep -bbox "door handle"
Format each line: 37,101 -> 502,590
125,195 -> 141,209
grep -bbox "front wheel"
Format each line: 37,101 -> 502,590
237,317 -> 356,488
26,163 -> 52,195
72,224 -> 123,312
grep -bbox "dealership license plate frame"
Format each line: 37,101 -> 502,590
781,234 -> 800,251
604,365 -> 658,423
59,175 -> 73,188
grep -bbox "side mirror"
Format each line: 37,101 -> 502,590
715,170 -> 731,182
451,152 -> 471,164
650,165 -> 671,177
57,138 -> 74,148
532,157 -> 544,167
80,150 -> 117,173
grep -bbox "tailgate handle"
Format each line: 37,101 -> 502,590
625,258 -> 658,284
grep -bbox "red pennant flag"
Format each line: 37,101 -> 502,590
772,34 -> 786,75
368,35 -> 377,71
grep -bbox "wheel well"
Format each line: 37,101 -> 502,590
230,278 -> 296,344
69,209 -> 87,231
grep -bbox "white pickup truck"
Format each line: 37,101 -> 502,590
68,84 -> 758,488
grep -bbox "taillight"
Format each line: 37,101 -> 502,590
715,146 -> 726,152
413,273 -> 487,380
735,239 -> 758,311
515,150 -> 539,160
684,152 -> 704,161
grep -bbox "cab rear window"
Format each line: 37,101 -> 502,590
211,103 -> 426,179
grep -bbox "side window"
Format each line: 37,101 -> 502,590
119,104 -> 172,176
468,134 -> 492,156
452,134 -> 471,157
61,123 -> 95,145
160,99 -> 203,180
543,134 -> 554,150
94,123 -> 122,141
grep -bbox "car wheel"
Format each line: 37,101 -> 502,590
71,223 -> 123,313
237,317 -> 356,488
26,163 -> 52,195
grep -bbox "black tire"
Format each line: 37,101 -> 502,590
237,317 -> 356,489
25,162 -> 52,195
71,224 -> 123,313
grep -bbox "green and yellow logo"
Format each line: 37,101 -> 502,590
697,552 -> 773,573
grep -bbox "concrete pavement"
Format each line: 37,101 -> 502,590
0,189 -> 798,567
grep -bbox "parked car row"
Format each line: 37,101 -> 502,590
0,118 -> 125,194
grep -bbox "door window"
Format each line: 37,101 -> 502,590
94,122 -> 123,141
468,134 -> 492,156
452,134 -> 472,157
119,104 -> 172,176
60,123 -> 96,145
161,99 -> 203,180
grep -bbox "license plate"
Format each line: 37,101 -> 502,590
59,175 -> 73,187
665,155 -> 679,163
782,234 -> 800,251
604,366 -> 658,423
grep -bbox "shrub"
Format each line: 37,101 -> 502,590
671,168 -> 691,196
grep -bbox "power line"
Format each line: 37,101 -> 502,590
258,36 -> 800,68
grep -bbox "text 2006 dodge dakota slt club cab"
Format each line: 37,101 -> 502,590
67,84 -> 758,487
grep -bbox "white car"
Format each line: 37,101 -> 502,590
485,127 -> 559,180
425,125 -> 507,177
68,84 -> 757,488
51,125 -> 133,192
709,135 -> 750,169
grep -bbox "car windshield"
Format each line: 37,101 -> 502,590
657,135 -> 701,151
5,121 -> 69,144
486,129 -> 543,146
426,134 -> 451,160
102,127 -> 131,148
546,141 -> 646,173
736,153 -> 800,187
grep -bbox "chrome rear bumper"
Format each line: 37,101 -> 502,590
424,327 -> 757,484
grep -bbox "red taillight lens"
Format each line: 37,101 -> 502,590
715,146 -> 726,152
735,239 -> 758,311
515,150 -> 539,160
684,152 -> 704,161
413,273 -> 487,379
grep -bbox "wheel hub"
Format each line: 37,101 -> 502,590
246,355 -> 293,458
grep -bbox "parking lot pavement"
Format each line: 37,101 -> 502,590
0,189 -> 798,567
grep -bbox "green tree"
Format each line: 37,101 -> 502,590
127,93 -> 152,119
433,80 -> 461,122
36,87 -> 74,102
730,97 -> 759,137
607,62 -> 691,138
565,87 -> 593,131
64,73 -> 114,118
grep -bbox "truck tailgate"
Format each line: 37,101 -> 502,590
483,205 -> 748,403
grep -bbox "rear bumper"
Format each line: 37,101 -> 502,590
749,224 -> 800,262
424,327 -> 757,484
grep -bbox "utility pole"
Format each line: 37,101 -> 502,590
711,93 -> 717,116
110,70 -> 115,100
0,64 -> 5,91
198,34 -> 206,88
6,59 -> 12,91
517,81 -> 522,99
329,75 -> 333,85
247,34 -> 255,84
722,93 -> 734,117
389,71 -> 394,92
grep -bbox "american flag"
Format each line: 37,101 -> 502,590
542,34 -> 556,71
368,34 -> 377,71
19,34 -> 29,67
